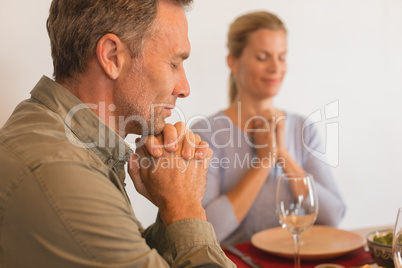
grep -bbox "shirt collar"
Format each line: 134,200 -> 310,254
30,76 -> 133,170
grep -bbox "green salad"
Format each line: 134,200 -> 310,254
373,233 -> 393,245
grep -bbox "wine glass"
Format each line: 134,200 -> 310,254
393,207 -> 402,268
276,173 -> 318,268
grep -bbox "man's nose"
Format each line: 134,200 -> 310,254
174,69 -> 190,98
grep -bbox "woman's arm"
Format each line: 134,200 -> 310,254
200,114 -> 277,242
293,116 -> 346,226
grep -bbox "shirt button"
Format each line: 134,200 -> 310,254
124,153 -> 131,162
108,158 -> 115,165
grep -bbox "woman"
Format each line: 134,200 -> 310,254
192,11 -> 346,245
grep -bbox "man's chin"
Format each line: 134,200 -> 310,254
146,120 -> 165,136
126,116 -> 166,136
154,122 -> 166,136
121,121 -> 163,136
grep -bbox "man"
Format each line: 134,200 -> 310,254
0,0 -> 235,267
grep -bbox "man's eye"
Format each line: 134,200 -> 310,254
256,55 -> 266,61
171,62 -> 179,70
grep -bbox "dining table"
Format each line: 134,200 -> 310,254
222,225 -> 392,268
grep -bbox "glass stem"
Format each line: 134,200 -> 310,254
293,233 -> 301,268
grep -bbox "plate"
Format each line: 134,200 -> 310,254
251,225 -> 366,260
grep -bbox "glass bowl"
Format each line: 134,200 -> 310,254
367,229 -> 394,268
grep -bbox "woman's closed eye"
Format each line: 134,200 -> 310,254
256,54 -> 268,61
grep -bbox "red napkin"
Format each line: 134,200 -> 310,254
224,242 -> 374,268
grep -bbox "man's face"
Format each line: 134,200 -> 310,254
115,0 -> 191,136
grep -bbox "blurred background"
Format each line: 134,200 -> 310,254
1,0 -> 401,230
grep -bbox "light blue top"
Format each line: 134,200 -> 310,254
191,111 -> 346,245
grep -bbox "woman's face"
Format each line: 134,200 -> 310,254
230,29 -> 287,101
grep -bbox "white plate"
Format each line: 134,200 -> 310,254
251,225 -> 366,260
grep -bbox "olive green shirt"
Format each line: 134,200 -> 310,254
0,76 -> 234,268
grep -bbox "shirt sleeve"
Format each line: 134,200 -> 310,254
6,161 -> 234,267
143,214 -> 235,267
302,122 -> 346,226
194,128 -> 239,243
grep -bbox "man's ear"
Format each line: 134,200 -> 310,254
96,33 -> 127,80
227,54 -> 239,74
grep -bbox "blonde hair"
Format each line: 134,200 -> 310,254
227,11 -> 287,103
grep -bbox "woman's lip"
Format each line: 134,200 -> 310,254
262,78 -> 281,84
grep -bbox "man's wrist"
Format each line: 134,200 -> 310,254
160,204 -> 207,226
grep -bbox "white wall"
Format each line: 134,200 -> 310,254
1,0 -> 402,231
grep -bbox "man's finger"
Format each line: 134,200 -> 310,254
145,135 -> 163,157
174,122 -> 188,155
162,123 -> 178,152
182,130 -> 196,160
128,153 -> 146,195
127,153 -> 140,179
195,140 -> 210,160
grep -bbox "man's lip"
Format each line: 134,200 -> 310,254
164,105 -> 175,110
163,105 -> 175,117
164,108 -> 172,117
